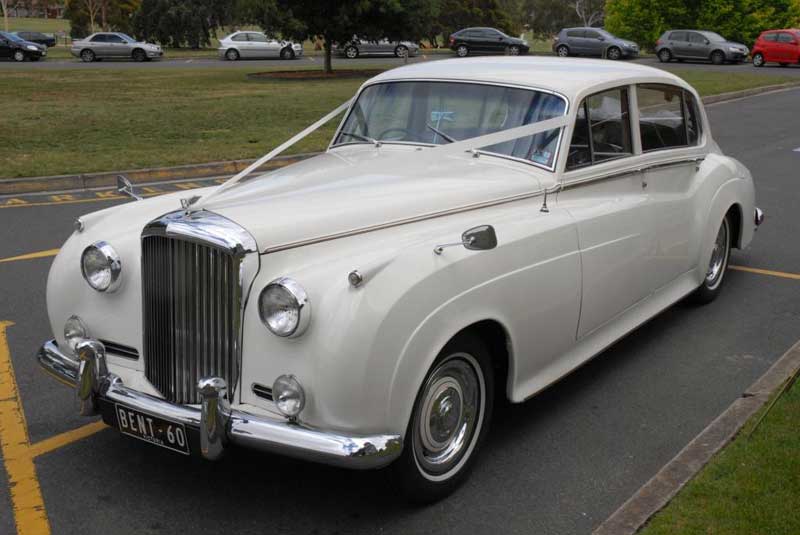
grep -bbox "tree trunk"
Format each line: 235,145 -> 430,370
323,38 -> 333,74
1,0 -> 8,33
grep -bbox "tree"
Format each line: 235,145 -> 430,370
523,0 -> 582,36
1,0 -> 8,32
606,0 -> 800,50
574,0 -> 604,26
242,0 -> 434,73
436,0 -> 519,37
133,0 -> 232,47
65,0 -> 140,36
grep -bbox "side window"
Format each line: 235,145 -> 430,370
778,33 -> 794,43
669,31 -> 686,41
566,87 -> 632,170
584,30 -> 600,40
248,33 -> 267,42
763,33 -> 778,42
688,32 -> 706,44
638,84 -> 701,151
232,33 -> 248,42
91,34 -> 106,42
107,34 -> 124,43
567,29 -> 584,38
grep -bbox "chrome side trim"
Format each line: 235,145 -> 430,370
262,186 -> 547,254
562,156 -> 706,189
36,340 -> 403,469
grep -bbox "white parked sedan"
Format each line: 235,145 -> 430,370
38,57 -> 762,503
218,31 -> 303,60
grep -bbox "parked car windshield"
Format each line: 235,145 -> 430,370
335,81 -> 567,169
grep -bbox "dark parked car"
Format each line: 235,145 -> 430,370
655,30 -> 749,64
0,31 -> 46,61
448,27 -> 529,57
13,31 -> 56,47
553,28 -> 639,60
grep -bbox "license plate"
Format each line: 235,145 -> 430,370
115,404 -> 190,455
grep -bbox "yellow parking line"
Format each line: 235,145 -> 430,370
729,265 -> 800,281
0,321 -> 51,535
0,249 -> 60,265
28,421 -> 107,459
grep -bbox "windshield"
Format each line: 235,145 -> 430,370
700,31 -> 726,42
0,31 -> 24,42
334,81 -> 567,169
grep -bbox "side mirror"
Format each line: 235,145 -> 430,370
434,225 -> 498,254
704,39 -> 710,45
598,36 -> 605,41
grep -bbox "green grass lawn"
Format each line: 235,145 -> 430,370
3,16 -> 69,34
642,377 -> 800,534
0,65 -> 795,179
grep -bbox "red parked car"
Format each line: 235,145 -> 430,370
752,29 -> 800,67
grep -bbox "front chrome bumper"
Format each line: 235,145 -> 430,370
37,339 -> 402,469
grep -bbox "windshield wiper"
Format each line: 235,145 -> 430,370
426,123 -> 457,143
339,131 -> 381,147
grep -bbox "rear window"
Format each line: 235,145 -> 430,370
637,84 -> 701,152
91,34 -> 106,42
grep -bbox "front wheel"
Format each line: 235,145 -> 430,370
395,45 -> 408,58
508,45 -> 520,56
711,50 -> 725,65
13,50 -> 26,62
132,48 -> 146,62
606,46 -> 621,60
752,53 -> 764,67
392,333 -> 494,503
691,215 -> 731,304
280,47 -> 295,60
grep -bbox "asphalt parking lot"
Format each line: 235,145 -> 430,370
0,87 -> 798,535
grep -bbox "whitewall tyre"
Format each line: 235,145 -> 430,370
691,215 -> 731,304
393,333 -> 494,503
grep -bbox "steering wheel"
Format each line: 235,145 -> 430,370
377,127 -> 412,141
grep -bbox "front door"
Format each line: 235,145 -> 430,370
559,85 -> 652,338
687,32 -> 709,59
582,29 -> 604,56
0,37 -> 12,59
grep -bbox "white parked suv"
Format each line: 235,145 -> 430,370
38,57 -> 762,503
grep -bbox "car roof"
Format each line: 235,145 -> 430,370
366,56 -> 691,103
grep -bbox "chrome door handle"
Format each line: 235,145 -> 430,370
642,180 -> 648,189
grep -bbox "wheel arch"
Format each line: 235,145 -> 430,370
727,202 -> 743,249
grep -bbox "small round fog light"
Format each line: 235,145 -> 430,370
64,315 -> 89,353
273,374 -> 305,419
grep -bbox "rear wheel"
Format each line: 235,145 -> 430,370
345,46 -> 359,59
132,48 -> 146,62
394,45 -> 409,58
711,50 -> 725,65
393,333 -> 494,503
752,53 -> 765,67
225,48 -> 239,61
658,48 -> 672,62
80,49 -> 95,62
691,215 -> 731,304
456,44 -> 469,57
556,45 -> 569,57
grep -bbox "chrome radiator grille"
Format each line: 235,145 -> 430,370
142,235 -> 242,405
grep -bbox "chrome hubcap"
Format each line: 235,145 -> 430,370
558,47 -> 567,56
413,353 -> 484,480
509,47 -> 519,55
706,219 -> 729,287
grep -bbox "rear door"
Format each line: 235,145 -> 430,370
668,31 -> 689,57
567,29 -> 586,53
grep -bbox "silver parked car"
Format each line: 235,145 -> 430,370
70,32 -> 163,62
553,27 -> 639,60
333,37 -> 420,58
218,31 -> 303,60
655,30 -> 749,64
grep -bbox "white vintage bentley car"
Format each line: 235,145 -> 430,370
39,57 -> 763,502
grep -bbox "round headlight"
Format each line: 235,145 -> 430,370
81,241 -> 122,292
273,374 -> 305,418
258,277 -> 310,337
64,315 -> 89,353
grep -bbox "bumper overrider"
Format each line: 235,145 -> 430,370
37,339 -> 402,469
